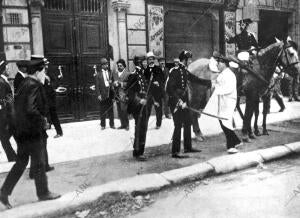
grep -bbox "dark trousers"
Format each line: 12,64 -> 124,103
132,107 -> 150,157
149,98 -> 163,127
1,136 -> 49,197
100,99 -> 114,127
0,125 -> 16,161
287,74 -> 299,99
49,106 -> 62,135
171,108 -> 192,154
163,93 -> 170,117
219,121 -> 241,149
116,101 -> 129,128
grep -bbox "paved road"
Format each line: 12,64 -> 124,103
130,155 -> 300,218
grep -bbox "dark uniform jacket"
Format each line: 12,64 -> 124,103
14,71 -> 26,93
167,64 -> 211,110
227,30 -> 258,51
44,65 -> 62,107
126,66 -> 148,115
13,77 -> 48,140
95,68 -> 114,102
144,65 -> 164,100
0,76 -> 13,128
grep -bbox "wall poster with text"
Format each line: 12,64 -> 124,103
148,4 -> 164,58
224,11 -> 236,57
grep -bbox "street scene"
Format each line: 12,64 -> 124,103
1,0 -> 300,218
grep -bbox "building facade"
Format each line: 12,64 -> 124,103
0,0 -> 299,121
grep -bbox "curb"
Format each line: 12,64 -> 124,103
1,141 -> 300,218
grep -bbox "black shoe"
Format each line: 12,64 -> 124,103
155,125 -> 161,129
279,107 -> 285,112
0,193 -> 12,209
54,134 -> 63,138
184,148 -> 201,153
117,126 -> 125,129
294,97 -> 300,102
38,192 -> 61,201
135,155 -> 147,161
29,173 -> 34,179
46,166 -> 55,172
172,154 -> 189,158
288,98 -> 293,102
110,126 -> 116,129
125,126 -> 129,131
249,133 -> 256,139
165,115 -> 171,119
101,126 -> 105,130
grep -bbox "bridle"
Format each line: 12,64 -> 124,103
277,44 -> 299,73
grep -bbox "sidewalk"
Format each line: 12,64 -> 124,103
0,99 -> 299,213
0,98 -> 300,174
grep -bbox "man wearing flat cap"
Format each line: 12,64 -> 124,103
95,57 -> 115,129
226,18 -> 258,62
0,60 -> 17,162
0,59 -> 60,209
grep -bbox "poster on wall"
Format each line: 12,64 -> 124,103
148,5 -> 164,58
224,11 -> 236,57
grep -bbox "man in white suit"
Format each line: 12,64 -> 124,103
204,58 -> 242,154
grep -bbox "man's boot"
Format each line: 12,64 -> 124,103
275,95 -> 285,112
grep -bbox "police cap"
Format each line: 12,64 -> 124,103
27,60 -> 46,75
179,50 -> 192,61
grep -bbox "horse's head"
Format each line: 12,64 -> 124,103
276,37 -> 300,74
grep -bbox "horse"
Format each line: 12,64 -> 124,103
237,39 -> 300,142
187,58 -> 219,141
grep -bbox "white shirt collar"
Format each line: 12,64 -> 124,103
18,70 -> 26,78
1,74 -> 9,83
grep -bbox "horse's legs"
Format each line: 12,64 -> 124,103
262,95 -> 271,135
191,111 -> 204,141
236,96 -> 244,120
242,94 -> 255,142
253,97 -> 261,136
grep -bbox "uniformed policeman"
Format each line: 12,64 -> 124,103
226,18 -> 258,62
126,56 -> 150,161
167,51 -> 211,158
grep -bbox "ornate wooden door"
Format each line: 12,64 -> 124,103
43,0 -> 108,121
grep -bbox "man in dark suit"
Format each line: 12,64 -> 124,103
113,59 -> 131,130
32,55 -> 63,138
95,58 -> 115,130
167,51 -> 211,158
14,60 -> 29,93
0,61 -> 16,162
0,60 -> 60,209
159,58 -> 171,119
126,56 -> 150,161
144,52 -> 165,129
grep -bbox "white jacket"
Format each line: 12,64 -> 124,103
203,67 -> 237,130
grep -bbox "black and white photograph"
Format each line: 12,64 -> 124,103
0,0 -> 300,217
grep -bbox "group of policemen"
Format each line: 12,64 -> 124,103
121,51 -> 211,160
0,57 -> 61,209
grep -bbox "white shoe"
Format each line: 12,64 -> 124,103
227,148 -> 239,154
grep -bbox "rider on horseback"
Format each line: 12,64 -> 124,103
226,18 -> 258,63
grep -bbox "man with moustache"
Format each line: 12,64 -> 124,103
113,59 -> 130,130
144,52 -> 164,129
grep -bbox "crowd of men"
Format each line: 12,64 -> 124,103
0,57 -> 62,208
0,17 -> 299,209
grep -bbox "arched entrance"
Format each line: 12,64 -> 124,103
42,0 -> 108,122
